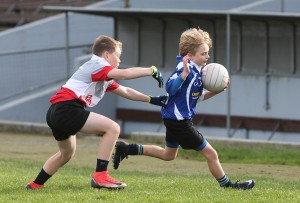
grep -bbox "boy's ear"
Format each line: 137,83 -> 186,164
102,51 -> 109,59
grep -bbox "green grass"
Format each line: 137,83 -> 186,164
0,133 -> 299,203
178,144 -> 300,166
0,159 -> 299,203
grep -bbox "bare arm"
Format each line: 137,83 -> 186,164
203,91 -> 219,100
111,85 -> 149,102
107,67 -> 152,80
203,79 -> 230,101
197,90 -> 223,103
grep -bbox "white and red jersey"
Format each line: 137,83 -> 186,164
50,55 -> 119,107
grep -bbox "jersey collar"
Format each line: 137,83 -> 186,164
189,60 -> 202,72
91,54 -> 102,60
176,55 -> 202,72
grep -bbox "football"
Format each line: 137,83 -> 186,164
201,63 -> 229,92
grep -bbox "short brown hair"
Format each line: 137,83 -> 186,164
179,28 -> 212,56
92,35 -> 122,56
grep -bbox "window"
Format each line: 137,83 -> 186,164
241,20 -> 267,74
268,20 -> 294,75
117,18 -> 139,66
214,20 -> 240,73
164,18 -> 189,69
190,19 -> 215,63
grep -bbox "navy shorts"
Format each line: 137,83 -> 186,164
46,99 -> 90,141
164,119 -> 207,151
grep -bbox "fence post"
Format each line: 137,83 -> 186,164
226,13 -> 231,138
65,12 -> 70,77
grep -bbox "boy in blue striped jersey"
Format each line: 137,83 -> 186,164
113,28 -> 255,190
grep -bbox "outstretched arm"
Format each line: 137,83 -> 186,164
111,85 -> 167,107
107,67 -> 152,80
112,85 -> 149,102
107,66 -> 163,88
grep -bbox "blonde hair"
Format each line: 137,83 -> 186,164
179,28 -> 212,56
92,35 -> 122,56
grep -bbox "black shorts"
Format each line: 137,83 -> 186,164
46,99 -> 90,141
164,119 -> 207,151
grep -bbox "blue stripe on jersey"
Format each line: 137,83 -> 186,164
168,76 -> 185,96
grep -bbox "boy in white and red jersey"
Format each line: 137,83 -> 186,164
26,35 -> 166,190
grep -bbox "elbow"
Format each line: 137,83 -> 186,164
167,86 -> 179,96
166,86 -> 173,96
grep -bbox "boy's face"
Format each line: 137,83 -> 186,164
189,44 -> 210,67
105,46 -> 121,68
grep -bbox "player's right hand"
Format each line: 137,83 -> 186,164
149,95 -> 168,107
151,66 -> 164,88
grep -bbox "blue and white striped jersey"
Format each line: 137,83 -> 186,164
161,56 -> 205,120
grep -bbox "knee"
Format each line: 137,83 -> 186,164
207,148 -> 219,161
61,148 -> 76,162
202,146 -> 219,162
108,122 -> 120,137
106,121 -> 120,134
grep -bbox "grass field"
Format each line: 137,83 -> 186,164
0,132 -> 299,203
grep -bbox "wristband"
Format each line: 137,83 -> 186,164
151,66 -> 156,75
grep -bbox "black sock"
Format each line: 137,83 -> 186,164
128,144 -> 143,155
34,168 -> 52,185
96,159 -> 109,172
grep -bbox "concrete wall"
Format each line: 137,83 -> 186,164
0,3 -> 115,122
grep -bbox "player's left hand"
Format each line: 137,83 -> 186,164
182,55 -> 190,74
149,95 -> 168,107
151,66 -> 164,88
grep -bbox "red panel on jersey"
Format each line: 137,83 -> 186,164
50,88 -> 85,105
91,66 -> 114,82
106,81 -> 119,92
